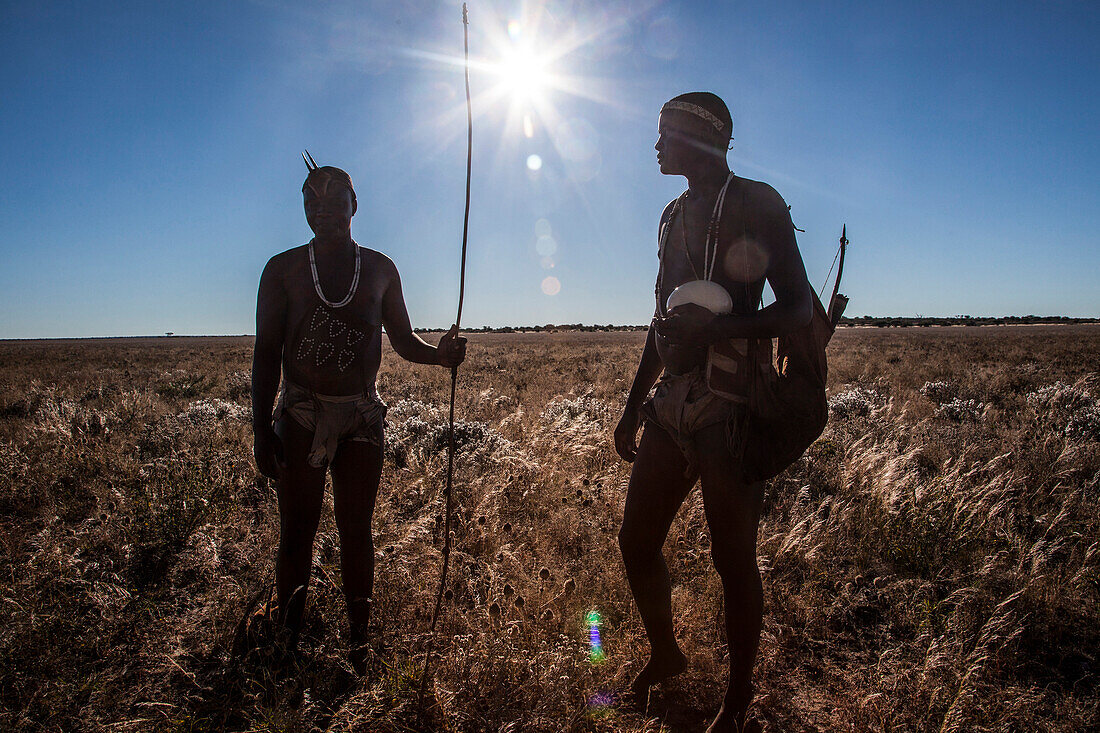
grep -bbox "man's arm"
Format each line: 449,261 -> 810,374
615,325 -> 663,462
615,200 -> 677,462
380,256 -> 466,367
251,256 -> 287,479
625,325 -> 664,411
657,182 -> 812,344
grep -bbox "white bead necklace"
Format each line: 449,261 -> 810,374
701,171 -> 736,281
308,240 -> 361,309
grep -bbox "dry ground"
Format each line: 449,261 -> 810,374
0,326 -> 1097,732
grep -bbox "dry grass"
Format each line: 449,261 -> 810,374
0,326 -> 1097,732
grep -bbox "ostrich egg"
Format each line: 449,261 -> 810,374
666,280 -> 733,315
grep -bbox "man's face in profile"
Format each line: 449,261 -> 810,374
303,179 -> 355,239
656,111 -> 725,175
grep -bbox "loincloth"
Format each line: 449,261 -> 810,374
640,368 -> 746,477
274,379 -> 386,468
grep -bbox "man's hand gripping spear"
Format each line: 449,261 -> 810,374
419,1 -> 473,713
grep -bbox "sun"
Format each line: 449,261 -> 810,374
396,3 -> 643,156
496,43 -> 550,104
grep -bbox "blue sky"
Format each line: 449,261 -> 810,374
1,0 -> 1097,338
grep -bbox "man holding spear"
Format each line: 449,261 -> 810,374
251,155 -> 466,671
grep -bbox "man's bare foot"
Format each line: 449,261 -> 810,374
349,622 -> 371,676
705,687 -> 758,733
704,707 -> 757,732
629,648 -> 688,704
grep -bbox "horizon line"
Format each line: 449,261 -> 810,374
3,315 -> 1099,342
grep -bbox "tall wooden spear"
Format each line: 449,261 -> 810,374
419,1 -> 473,716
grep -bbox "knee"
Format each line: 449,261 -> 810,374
280,514 -> 319,552
710,545 -> 759,585
618,525 -> 659,568
335,514 -> 374,546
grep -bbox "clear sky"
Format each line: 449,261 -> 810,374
1,0 -> 1097,338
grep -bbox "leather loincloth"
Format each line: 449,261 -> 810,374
274,379 -> 386,468
641,368 -> 746,477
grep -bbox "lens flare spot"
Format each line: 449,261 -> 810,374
589,692 -> 614,707
586,609 -> 605,662
722,236 -> 769,282
507,19 -> 521,40
644,17 -> 682,60
586,691 -> 616,718
556,118 -> 601,181
540,256 -> 555,269
527,154 -> 543,171
541,276 -> 561,296
536,235 -> 557,257
534,218 -> 552,238
523,114 -> 535,138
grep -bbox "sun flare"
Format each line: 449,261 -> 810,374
495,43 -> 551,104
397,1 -> 644,173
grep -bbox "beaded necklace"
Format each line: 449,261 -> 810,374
657,172 -> 736,314
308,239 -> 361,309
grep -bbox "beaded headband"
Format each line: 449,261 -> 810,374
660,101 -> 727,135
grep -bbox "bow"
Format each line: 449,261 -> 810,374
827,224 -> 849,327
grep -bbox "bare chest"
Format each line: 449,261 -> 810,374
281,254 -> 386,386
657,201 -> 760,313
283,264 -> 384,331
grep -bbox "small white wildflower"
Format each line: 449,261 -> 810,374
225,371 -> 251,398
1065,404 -> 1100,442
540,396 -> 614,425
919,380 -> 957,405
1026,382 -> 1094,413
935,398 -> 984,422
178,398 -> 248,426
828,387 -> 882,419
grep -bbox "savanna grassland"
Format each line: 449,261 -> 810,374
1,326 -> 1097,732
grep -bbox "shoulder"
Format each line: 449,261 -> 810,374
735,177 -> 794,238
737,177 -> 788,214
261,244 -> 306,280
359,246 -> 401,288
659,195 -> 683,226
658,195 -> 685,239
359,246 -> 397,274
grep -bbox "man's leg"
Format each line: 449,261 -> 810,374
695,422 -> 765,732
329,428 -> 383,672
619,423 -> 697,701
274,415 -> 327,637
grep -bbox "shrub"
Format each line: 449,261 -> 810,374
935,398 -> 984,422
828,387 -> 882,419
155,370 -> 210,398
920,380 -> 958,404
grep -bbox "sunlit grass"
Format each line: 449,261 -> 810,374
1,326 -> 1097,730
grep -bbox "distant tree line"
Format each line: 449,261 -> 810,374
414,324 -> 649,333
836,315 -> 1100,328
414,316 -> 1097,334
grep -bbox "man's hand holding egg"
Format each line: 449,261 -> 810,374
655,280 -> 732,345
